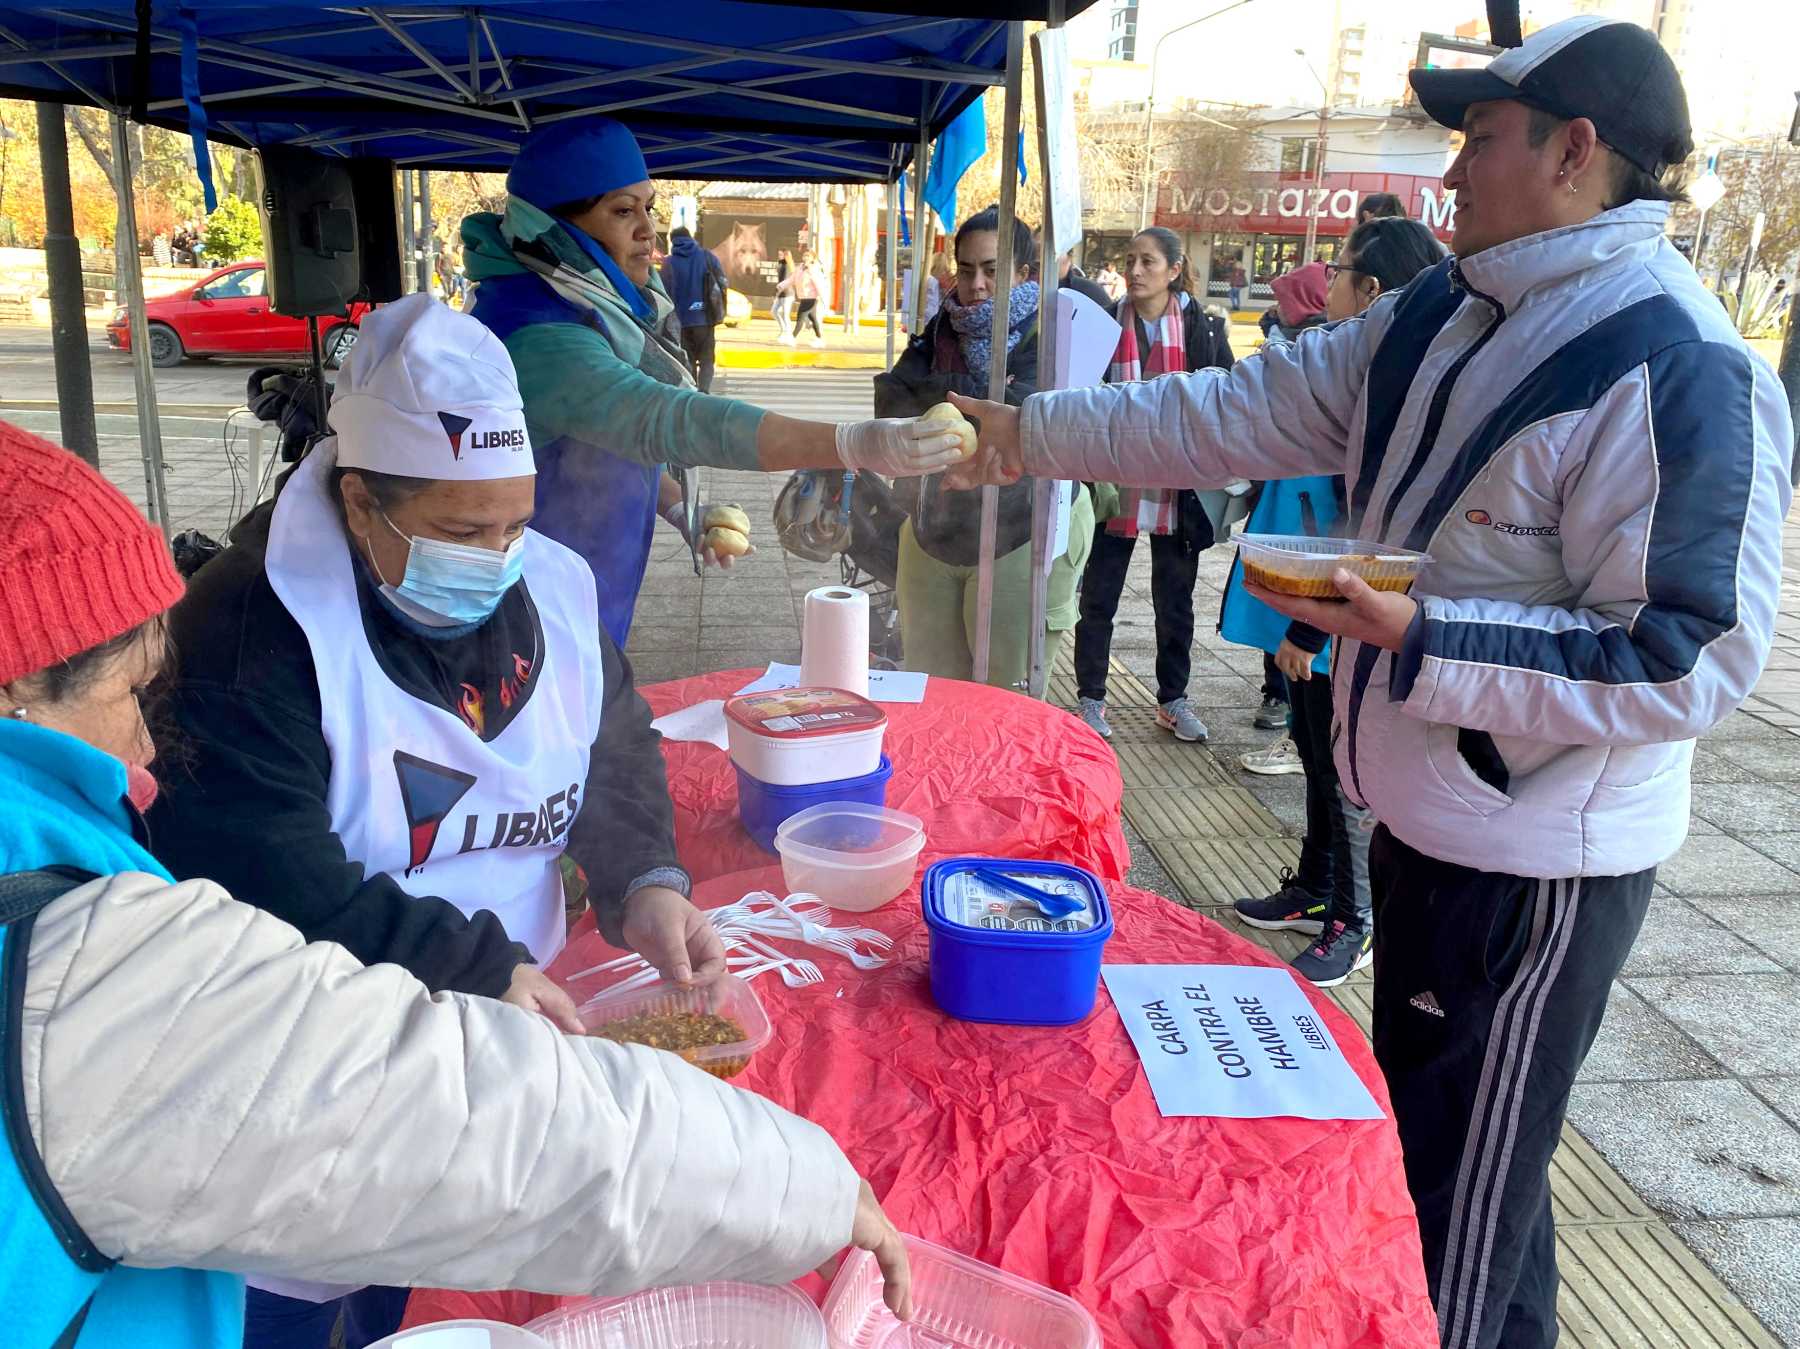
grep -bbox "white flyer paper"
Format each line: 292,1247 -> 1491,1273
1055,286 -> 1122,391
735,662 -> 928,704
1101,964 -> 1384,1121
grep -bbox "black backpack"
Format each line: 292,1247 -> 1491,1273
702,259 -> 728,326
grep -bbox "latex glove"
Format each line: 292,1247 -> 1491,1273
500,963 -> 584,1034
621,885 -> 728,986
1246,569 -> 1419,654
817,1179 -> 913,1321
1274,637 -> 1314,682
835,417 -> 968,477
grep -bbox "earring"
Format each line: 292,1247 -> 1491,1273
7,707 -> 27,720
1569,181 -> 1579,194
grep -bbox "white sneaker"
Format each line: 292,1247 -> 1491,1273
778,334 -> 797,346
1240,737 -> 1304,776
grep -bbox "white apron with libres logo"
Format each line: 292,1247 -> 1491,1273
253,439 -> 603,1304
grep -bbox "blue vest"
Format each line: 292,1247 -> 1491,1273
1218,476 -> 1343,672
0,720 -> 244,1347
472,272 -> 661,647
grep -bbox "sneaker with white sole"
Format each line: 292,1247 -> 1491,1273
1253,695 -> 1289,730
1240,737 -> 1303,776
1233,872 -> 1329,935
1291,919 -> 1374,988
1077,697 -> 1113,740
1156,697 -> 1208,742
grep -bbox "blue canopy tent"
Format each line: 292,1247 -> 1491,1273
1,0 -> 1089,687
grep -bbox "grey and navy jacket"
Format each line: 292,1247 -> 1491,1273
1018,203 -> 1793,879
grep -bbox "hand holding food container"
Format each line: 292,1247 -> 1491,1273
1236,533 -> 1428,654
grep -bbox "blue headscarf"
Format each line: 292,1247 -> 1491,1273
508,118 -> 656,322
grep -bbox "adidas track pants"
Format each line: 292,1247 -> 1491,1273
1368,827 -> 1652,1349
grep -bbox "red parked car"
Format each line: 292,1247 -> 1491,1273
107,261 -> 369,369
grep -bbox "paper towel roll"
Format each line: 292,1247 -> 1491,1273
799,586 -> 870,696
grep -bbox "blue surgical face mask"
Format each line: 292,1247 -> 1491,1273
372,510 -> 524,628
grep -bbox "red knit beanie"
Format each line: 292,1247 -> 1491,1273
0,419 -> 185,688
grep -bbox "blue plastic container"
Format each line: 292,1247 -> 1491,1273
922,857 -> 1113,1026
735,754 -> 893,853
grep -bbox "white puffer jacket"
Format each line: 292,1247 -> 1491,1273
19,871 -> 857,1292
1022,204 -> 1793,879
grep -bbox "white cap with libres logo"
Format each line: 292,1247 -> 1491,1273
329,292 -> 534,480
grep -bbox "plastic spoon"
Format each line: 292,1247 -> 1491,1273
980,869 -> 1087,920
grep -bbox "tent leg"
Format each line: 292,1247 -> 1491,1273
971,20 -> 1024,687
1026,0 -> 1067,702
909,106 -> 931,331
416,170 -> 434,294
884,174 -> 899,366
401,171 -> 416,295
109,113 -> 169,542
37,103 -> 97,467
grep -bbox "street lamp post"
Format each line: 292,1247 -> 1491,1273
1296,48 -> 1331,265
1137,0 -> 1258,231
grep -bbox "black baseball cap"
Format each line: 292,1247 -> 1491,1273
1409,16 -> 1693,177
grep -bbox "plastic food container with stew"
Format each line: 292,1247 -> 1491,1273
576,973 -> 771,1079
724,686 -> 887,786
1235,533 -> 1430,599
525,1284 -> 826,1349
735,753 -> 893,854
822,1235 -> 1101,1349
774,802 -> 926,912
922,858 -> 1113,1025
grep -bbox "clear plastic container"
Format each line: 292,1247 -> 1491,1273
576,973 -> 771,1079
1235,533 -> 1430,599
822,1236 -> 1100,1349
774,802 -> 926,912
367,1321 -> 551,1349
525,1284 -> 826,1349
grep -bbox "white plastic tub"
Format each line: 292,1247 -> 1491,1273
1235,533 -> 1430,599
774,802 -> 926,912
822,1236 -> 1100,1349
725,687 -> 887,786
368,1321 -> 551,1349
524,1284 -> 826,1348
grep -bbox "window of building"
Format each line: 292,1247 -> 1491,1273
1279,139 -> 1319,175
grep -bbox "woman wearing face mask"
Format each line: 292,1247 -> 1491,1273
0,411 -> 910,1349
1072,227 -> 1234,746
149,295 -> 745,1345
873,206 -> 1095,688
1226,216 -> 1447,988
460,120 -> 961,648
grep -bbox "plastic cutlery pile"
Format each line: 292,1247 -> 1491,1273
564,891 -> 894,994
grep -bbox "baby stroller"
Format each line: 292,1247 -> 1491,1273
773,469 -> 907,669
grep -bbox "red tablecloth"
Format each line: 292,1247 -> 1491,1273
406,863 -> 1436,1347
640,671 -> 1132,888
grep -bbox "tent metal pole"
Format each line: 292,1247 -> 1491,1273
401,170 -> 415,295
971,20 -> 1024,686
1027,0 -> 1067,702
909,108 -> 930,331
37,102 -> 97,466
416,170 -> 434,294
884,171 -> 898,366
109,112 -> 169,541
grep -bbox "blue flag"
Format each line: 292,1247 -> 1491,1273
923,101 -> 986,230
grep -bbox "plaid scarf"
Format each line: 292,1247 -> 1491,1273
1105,295 -> 1187,537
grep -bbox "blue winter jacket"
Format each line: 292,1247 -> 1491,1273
661,237 -> 724,330
1218,475 -> 1343,675
0,718 -> 244,1348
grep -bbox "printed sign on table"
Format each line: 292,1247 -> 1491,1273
1101,964 -> 1384,1121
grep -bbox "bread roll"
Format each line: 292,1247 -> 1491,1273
703,503 -> 752,535
920,401 -> 978,462
704,526 -> 752,557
